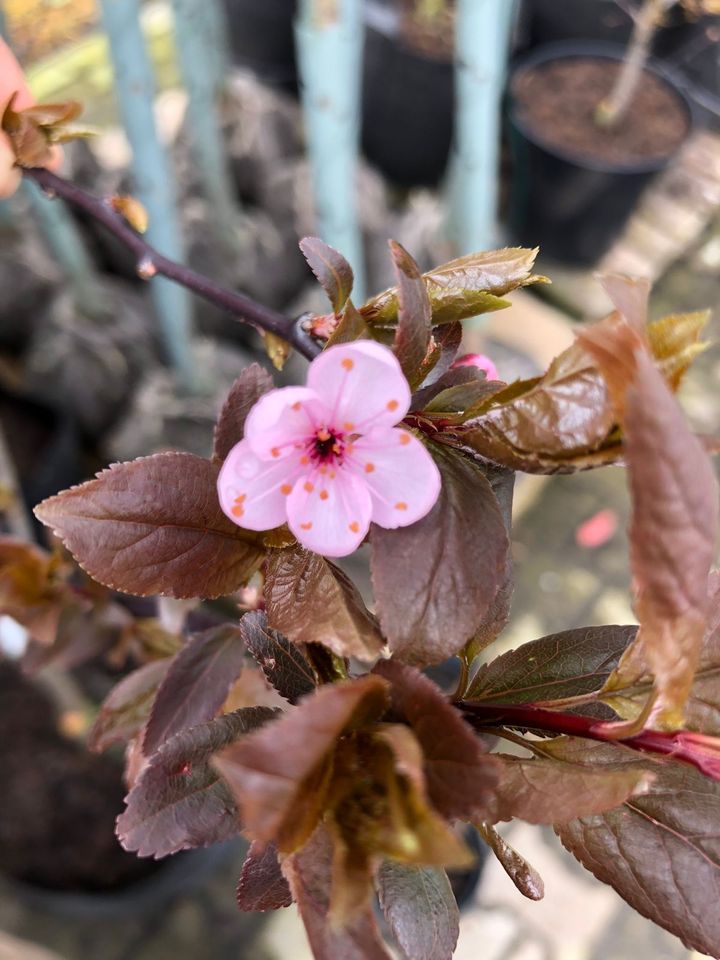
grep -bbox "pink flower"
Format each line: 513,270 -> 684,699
451,352 -> 499,381
217,341 -> 441,558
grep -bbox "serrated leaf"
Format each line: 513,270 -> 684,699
240,609 -> 317,703
389,241 -> 432,387
377,861 -> 459,960
360,247 -> 542,328
300,236 -> 354,314
143,624 -> 248,755
212,364 -> 274,461
212,676 -> 390,854
467,625 -> 638,703
237,840 -> 293,911
88,658 -> 171,753
118,707 -> 278,858
579,317 -> 719,728
556,741 -> 720,957
492,737 -> 653,825
265,545 -> 383,661
374,660 -> 499,821
34,453 -> 266,600
477,823 -> 544,901
283,826 -> 393,960
371,442 -> 508,666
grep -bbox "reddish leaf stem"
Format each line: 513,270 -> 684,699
22,167 -> 320,360
458,700 -> 720,782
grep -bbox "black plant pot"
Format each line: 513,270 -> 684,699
361,2 -> 455,188
221,0 -> 298,91
505,42 -> 694,266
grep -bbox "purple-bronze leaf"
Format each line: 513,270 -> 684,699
492,737 -> 653,825
467,625 -> 638,703
265,546 -> 383,662
117,706 -> 278,858
579,317 -> 719,728
299,236 -> 354,314
34,453 -> 266,599
240,609 -> 316,704
374,660 -> 499,821
556,741 -> 720,957
143,624 -> 247,755
282,825 -> 393,960
88,658 -> 171,753
371,442 -> 508,666
389,240 -> 432,386
377,861 -> 459,960
212,675 -> 390,854
213,364 -> 274,462
236,840 -> 293,911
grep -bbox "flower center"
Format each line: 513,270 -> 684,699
313,427 -> 344,463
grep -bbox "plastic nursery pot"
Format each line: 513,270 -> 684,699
515,0 -> 701,57
361,0 -> 455,188
505,41 -> 695,266
221,0 -> 298,91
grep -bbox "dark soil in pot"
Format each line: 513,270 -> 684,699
506,43 -> 693,265
221,0 -> 298,91
0,662 -> 159,893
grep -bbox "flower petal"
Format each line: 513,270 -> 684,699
218,438 -> 300,531
307,341 -> 411,432
286,468 -> 372,558
346,427 -> 441,528
244,386 -> 324,461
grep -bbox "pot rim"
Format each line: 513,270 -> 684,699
508,39 -> 696,174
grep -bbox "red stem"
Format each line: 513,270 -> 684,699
22,167 -> 321,361
458,700 -> 720,781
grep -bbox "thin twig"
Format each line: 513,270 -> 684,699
22,167 -> 320,361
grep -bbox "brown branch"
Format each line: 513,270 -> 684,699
22,167 -> 321,361
458,699 -> 720,782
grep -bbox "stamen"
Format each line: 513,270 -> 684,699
304,481 -> 315,493
280,484 -> 292,495
300,455 -> 310,465
399,433 -> 410,446
317,428 -> 331,441
271,447 -> 280,458
301,521 -> 313,530
364,463 -> 375,473
344,422 -> 354,431
320,490 -> 329,501
341,358 -> 354,371
395,502 -> 408,511
349,521 -> 360,533
292,401 -> 301,411
232,505 -> 244,518
387,399 -> 399,411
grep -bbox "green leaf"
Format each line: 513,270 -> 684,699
467,625 -> 637,703
491,737 -> 653,825
240,609 -> 317,704
117,707 -> 278,858
213,364 -> 273,462
212,676 -> 390,853
360,247 -> 543,327
371,442 -> 508,665
88,658 -> 171,753
476,823 -> 544,901
580,317 -> 719,728
377,861 -> 459,960
143,624 -> 248,755
326,299 -> 371,347
300,236 -> 354,314
236,840 -> 293,911
34,453 -> 266,600
556,741 -> 720,957
265,545 -> 383,661
389,240 -> 432,387
374,660 -> 499,821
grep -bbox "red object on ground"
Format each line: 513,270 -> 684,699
575,508 -> 618,549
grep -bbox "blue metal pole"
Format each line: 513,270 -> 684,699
450,0 -> 516,254
100,0 -> 195,388
295,0 -> 366,300
171,0 -> 238,247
